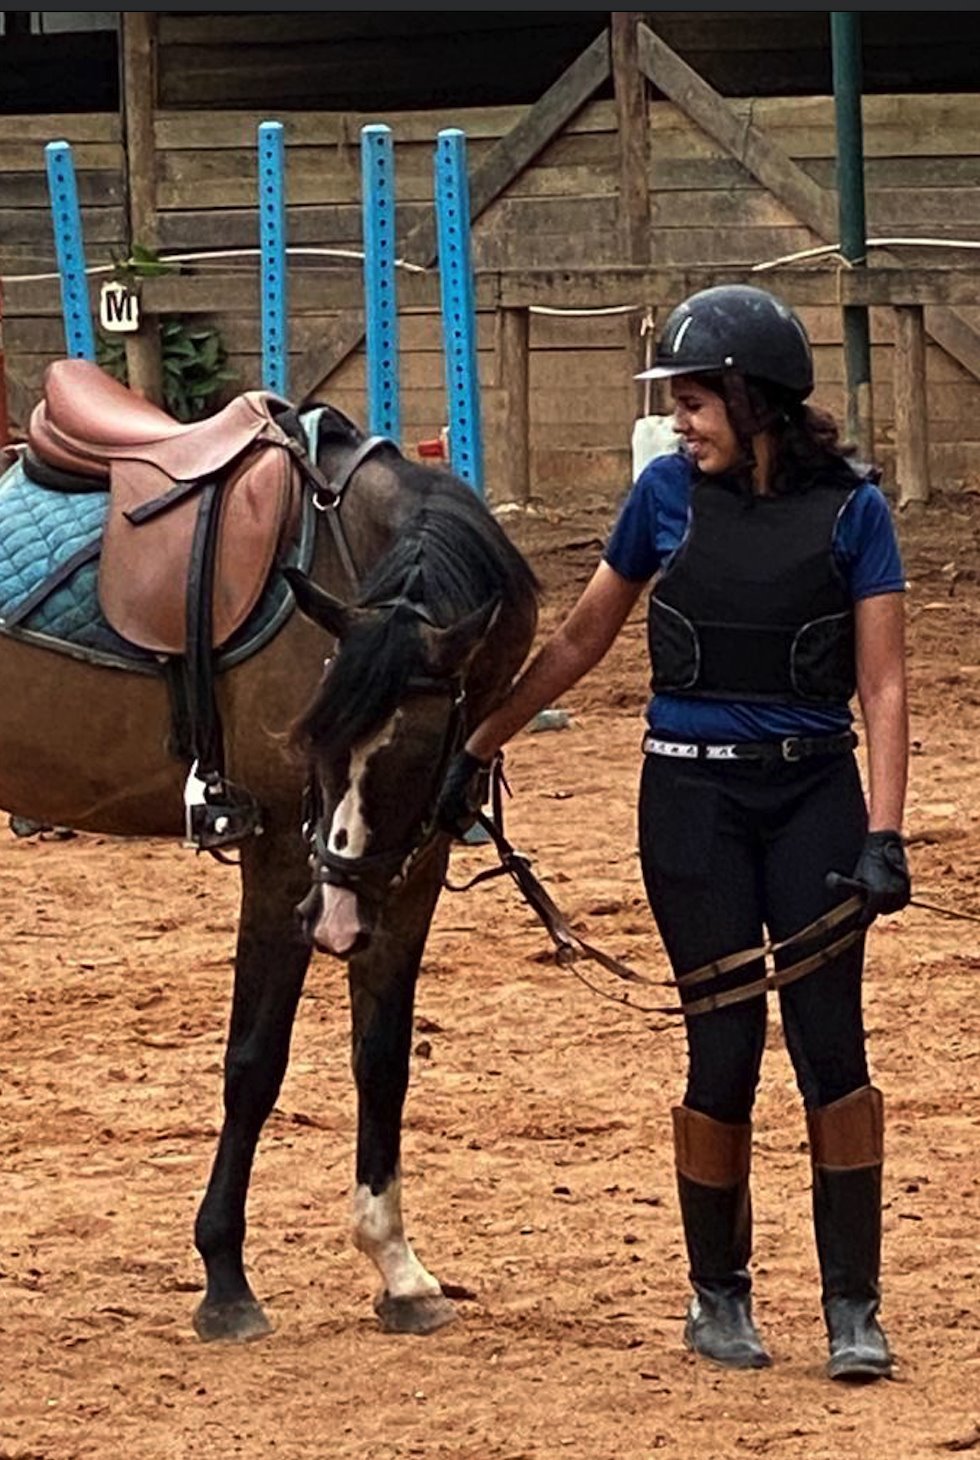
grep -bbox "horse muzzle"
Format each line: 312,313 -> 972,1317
296,882 -> 370,959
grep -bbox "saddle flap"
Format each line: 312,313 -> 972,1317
99,446 -> 298,654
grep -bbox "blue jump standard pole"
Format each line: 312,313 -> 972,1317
257,121 -> 288,397
435,127 -> 491,842
361,124 -> 401,443
434,128 -> 484,497
44,141 -> 96,361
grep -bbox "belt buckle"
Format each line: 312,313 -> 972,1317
781,737 -> 803,762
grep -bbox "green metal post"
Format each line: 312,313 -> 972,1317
831,11 -> 873,458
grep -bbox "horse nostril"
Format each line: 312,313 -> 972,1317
294,885 -> 321,936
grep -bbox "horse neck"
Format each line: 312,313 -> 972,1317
464,597 -> 537,732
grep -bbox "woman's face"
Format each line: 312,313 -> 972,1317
671,377 -> 741,475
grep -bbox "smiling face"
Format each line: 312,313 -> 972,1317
670,376 -> 741,475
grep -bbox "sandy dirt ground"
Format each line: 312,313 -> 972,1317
1,491 -> 978,1460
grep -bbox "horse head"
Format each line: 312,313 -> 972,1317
287,567 -> 501,957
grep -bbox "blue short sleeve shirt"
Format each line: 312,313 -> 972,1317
603,450 -> 906,740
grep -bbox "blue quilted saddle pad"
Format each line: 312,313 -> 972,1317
0,410 -> 322,673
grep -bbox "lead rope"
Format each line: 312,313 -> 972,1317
443,762 -> 980,1019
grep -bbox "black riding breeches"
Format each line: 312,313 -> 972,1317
638,749 -> 870,1123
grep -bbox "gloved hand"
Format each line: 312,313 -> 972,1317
436,749 -> 493,838
850,830 -> 911,924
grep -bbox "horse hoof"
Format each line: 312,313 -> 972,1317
374,1290 -> 458,1335
193,1297 -> 273,1343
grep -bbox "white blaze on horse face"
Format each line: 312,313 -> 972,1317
311,713 -> 400,956
352,1172 -> 442,1300
329,712 -> 401,857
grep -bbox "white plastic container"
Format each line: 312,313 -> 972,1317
631,414 -> 681,479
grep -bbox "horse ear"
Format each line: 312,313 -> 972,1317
418,598 -> 502,677
283,568 -> 353,639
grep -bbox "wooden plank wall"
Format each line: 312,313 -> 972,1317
3,93 -> 980,496
154,12 -> 610,112
152,93 -> 980,497
151,12 -> 980,109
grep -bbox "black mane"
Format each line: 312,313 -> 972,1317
295,461 -> 539,757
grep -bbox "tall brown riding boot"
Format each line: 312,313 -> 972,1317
672,1105 -> 771,1370
808,1086 -> 893,1381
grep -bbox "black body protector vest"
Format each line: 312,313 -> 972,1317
649,478 -> 858,706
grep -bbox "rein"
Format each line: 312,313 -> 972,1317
445,760 -> 890,1020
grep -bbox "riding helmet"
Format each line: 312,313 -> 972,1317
637,285 -> 814,401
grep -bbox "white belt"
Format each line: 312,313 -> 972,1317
644,736 -> 742,761
642,731 -> 856,763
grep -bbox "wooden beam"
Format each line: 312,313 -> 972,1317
638,22 -> 838,239
7,263 -> 980,323
3,271 -> 444,319
494,265 -> 980,312
612,13 -> 652,423
494,306 -> 530,504
636,20 -> 980,388
612,13 -> 651,264
894,305 -> 930,506
294,27 -> 611,404
120,12 -> 164,405
469,30 -> 611,220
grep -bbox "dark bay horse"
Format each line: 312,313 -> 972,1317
0,400 -> 539,1340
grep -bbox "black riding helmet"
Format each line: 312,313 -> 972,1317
637,284 -> 814,402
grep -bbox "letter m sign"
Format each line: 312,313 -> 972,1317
99,281 -> 140,333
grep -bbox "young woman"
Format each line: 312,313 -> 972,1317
437,285 -> 910,1381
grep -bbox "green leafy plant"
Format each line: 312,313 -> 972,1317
125,241 -> 174,279
97,317 -> 238,423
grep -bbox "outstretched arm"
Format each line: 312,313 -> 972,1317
855,591 -> 908,832
466,560 -> 646,761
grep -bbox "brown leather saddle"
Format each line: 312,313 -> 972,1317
24,361 -> 395,853
28,359 -> 301,654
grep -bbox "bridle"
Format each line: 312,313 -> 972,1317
302,651 -> 469,904
289,412 -> 475,905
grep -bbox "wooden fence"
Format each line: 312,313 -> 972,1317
2,78 -> 980,499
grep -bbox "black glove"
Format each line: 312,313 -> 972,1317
850,830 -> 911,924
436,750 -> 493,838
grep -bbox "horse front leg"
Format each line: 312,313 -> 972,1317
349,854 -> 457,1335
193,830 -> 312,1342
